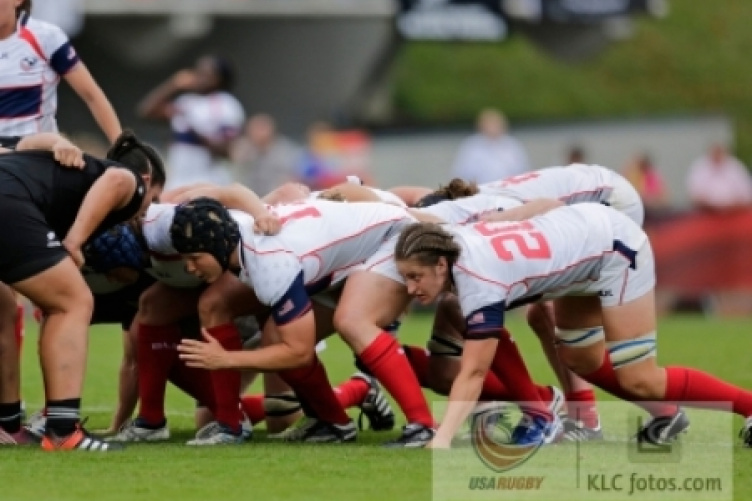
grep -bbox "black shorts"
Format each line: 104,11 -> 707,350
91,274 -> 156,331
0,196 -> 68,284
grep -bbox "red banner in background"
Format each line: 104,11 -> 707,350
646,209 -> 752,294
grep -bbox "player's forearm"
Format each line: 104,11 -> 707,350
225,343 -> 314,372
223,184 -> 275,221
434,370 -> 485,444
136,79 -> 179,120
85,93 -> 122,144
482,198 -> 563,222
16,132 -> 69,151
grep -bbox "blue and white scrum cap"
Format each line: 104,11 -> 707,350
84,223 -> 149,273
170,197 -> 240,271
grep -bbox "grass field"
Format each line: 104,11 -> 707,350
2,312 -> 751,501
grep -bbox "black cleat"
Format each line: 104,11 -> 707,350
383,423 -> 436,448
634,408 -> 690,445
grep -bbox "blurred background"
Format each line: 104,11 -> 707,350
40,0 -> 752,316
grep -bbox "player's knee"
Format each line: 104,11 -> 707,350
426,368 -> 454,396
332,305 -> 362,337
608,333 -> 659,398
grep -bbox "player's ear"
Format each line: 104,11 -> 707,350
142,173 -> 152,185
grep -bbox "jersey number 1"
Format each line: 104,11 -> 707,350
278,206 -> 322,225
474,220 -> 551,261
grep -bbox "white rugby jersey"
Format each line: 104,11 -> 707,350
167,91 -> 245,189
0,16 -> 79,136
416,193 -> 522,224
236,200 -> 414,309
447,203 -> 647,335
480,164 -> 619,205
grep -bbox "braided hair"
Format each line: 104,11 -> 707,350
395,222 -> 461,267
170,197 -> 240,270
106,129 -> 167,187
414,178 -> 479,208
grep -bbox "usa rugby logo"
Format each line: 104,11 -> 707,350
20,56 -> 38,71
470,408 -> 542,472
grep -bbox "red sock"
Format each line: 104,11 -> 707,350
334,377 -> 370,409
14,305 -> 23,353
137,324 -> 181,424
489,330 -> 551,419
240,394 -> 266,425
279,356 -> 350,425
359,332 -> 435,427
402,345 -> 431,388
665,366 -> 752,416
583,355 -> 678,417
169,363 -> 216,410
205,324 -> 243,433
566,390 -> 600,428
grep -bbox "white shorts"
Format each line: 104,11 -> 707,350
582,213 -> 655,307
355,237 -> 405,285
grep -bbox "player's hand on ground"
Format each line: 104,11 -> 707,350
178,328 -> 230,370
425,438 -> 451,449
254,214 -> 282,235
52,138 -> 85,168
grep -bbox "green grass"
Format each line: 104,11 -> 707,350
391,1 -> 752,162
3,312 -> 752,500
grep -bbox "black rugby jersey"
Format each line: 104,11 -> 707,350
0,150 -> 147,241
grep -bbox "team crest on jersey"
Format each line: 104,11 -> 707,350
20,56 -> 38,72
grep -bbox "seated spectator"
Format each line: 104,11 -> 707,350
622,153 -> 669,213
231,114 -> 301,197
686,143 -> 752,212
451,108 -> 529,184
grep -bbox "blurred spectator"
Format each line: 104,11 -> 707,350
298,122 -> 373,190
31,0 -> 84,37
137,55 -> 245,189
566,144 -> 586,164
230,114 -> 300,197
622,153 -> 669,213
686,143 -> 752,212
451,108 -> 529,183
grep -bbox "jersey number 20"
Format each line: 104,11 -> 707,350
474,220 -> 551,261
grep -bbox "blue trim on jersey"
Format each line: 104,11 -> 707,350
613,240 -> 637,269
49,42 -> 79,75
271,271 -> 312,326
464,301 -> 505,340
173,130 -> 203,146
0,86 -> 41,118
